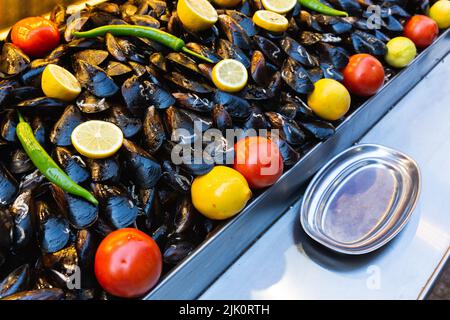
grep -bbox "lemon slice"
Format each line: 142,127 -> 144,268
261,0 -> 296,14
212,59 -> 248,93
177,0 -> 218,32
252,10 -> 289,33
42,64 -> 81,102
71,121 -> 124,159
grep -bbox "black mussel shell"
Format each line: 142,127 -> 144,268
266,112 -> 307,146
173,92 -> 214,114
165,71 -> 214,94
243,104 -> 268,130
161,159 -> 192,193
254,35 -> 285,68
17,97 -> 67,109
129,14 -> 160,28
1,288 -> 65,300
121,139 -> 162,189
307,67 -> 324,83
0,208 -> 13,250
317,43 -> 349,69
105,33 -> 146,64
0,264 -> 31,298
122,75 -> 175,115
165,106 -> 212,145
298,119 -> 335,140
250,50 -> 275,87
73,50 -> 109,67
216,39 -> 250,69
225,10 -> 258,37
75,229 -> 97,288
281,58 -> 314,95
143,106 -> 166,154
76,91 -> 110,114
52,185 -> 98,229
54,147 -> 89,184
36,201 -> 70,254
50,105 -> 84,147
75,60 -> 119,98
87,158 -> 120,184
163,234 -> 195,265
9,189 -> 34,251
280,37 -> 318,68
1,110 -> 18,143
351,30 -> 387,56
270,135 -> 301,166
105,104 -> 142,138
0,164 -> 18,208
213,91 -> 252,119
213,104 -> 233,133
93,184 -> 139,229
218,14 -> 251,50
105,61 -> 132,78
185,43 -> 221,64
42,245 -> 78,288
174,196 -> 199,235
0,44 -> 30,76
167,52 -> 202,75
10,148 -> 34,175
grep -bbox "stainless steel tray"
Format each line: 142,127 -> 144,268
145,29 -> 450,300
300,144 -> 421,255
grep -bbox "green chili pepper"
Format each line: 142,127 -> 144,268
73,25 -> 214,63
16,112 -> 98,206
299,0 -> 348,16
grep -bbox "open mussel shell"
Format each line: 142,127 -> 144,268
0,44 -> 30,77
121,139 -> 162,189
76,91 -> 110,114
50,105 -> 84,147
143,106 -> 166,154
51,184 -> 98,230
0,164 -> 18,208
105,33 -> 146,64
1,288 -> 65,300
122,75 -> 175,116
266,112 -> 307,146
281,58 -> 314,95
10,189 -> 35,251
73,50 -> 109,67
93,184 -> 139,229
0,264 -> 31,298
75,60 -> 119,98
87,157 -> 120,184
75,229 -> 97,288
36,201 -> 70,254
105,104 -> 142,138
54,147 -> 89,184
42,244 -> 78,288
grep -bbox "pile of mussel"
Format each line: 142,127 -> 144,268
0,0 -> 435,299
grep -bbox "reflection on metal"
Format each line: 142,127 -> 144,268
300,144 -> 420,255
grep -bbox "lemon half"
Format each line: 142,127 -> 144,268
177,0 -> 218,32
42,64 -> 81,102
212,59 -> 248,93
71,121 -> 124,159
252,10 -> 289,33
261,0 -> 297,14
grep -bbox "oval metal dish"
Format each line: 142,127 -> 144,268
300,144 -> 420,255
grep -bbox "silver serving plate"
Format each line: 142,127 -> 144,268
300,144 -> 420,255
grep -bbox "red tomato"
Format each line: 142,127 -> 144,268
404,15 -> 439,48
233,136 -> 284,189
343,54 -> 385,97
11,17 -> 60,57
95,228 -> 162,298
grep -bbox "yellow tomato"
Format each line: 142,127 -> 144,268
191,166 -> 252,220
307,79 -> 351,121
385,37 -> 417,68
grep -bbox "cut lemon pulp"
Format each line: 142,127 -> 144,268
252,10 -> 289,33
261,0 -> 297,14
42,64 -> 81,102
71,121 -> 124,159
212,59 -> 248,93
177,0 -> 218,32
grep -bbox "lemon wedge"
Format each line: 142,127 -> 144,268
261,0 -> 297,14
71,121 -> 124,159
42,64 -> 81,102
212,59 -> 248,93
252,10 -> 289,33
177,0 -> 218,32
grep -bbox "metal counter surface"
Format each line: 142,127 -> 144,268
201,53 -> 450,300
